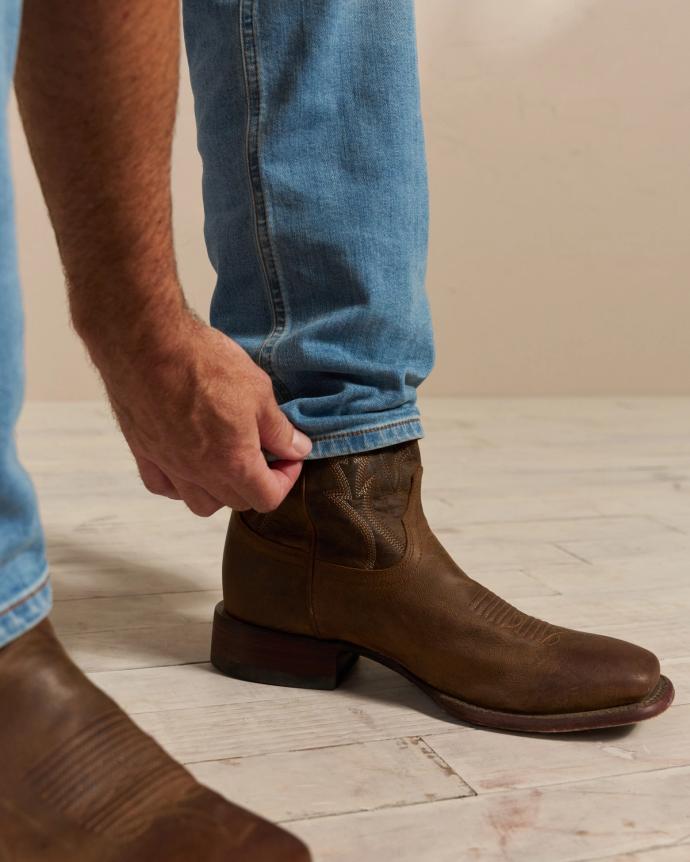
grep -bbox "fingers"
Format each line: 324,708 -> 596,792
136,455 -> 252,516
177,480 -> 252,514
169,476 -> 228,518
227,448 -> 303,513
258,400 -> 312,460
135,455 -> 181,500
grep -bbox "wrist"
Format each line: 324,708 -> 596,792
72,278 -> 190,370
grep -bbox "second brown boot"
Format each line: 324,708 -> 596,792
0,620 -> 311,861
212,440 -> 674,733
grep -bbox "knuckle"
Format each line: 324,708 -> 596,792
140,474 -> 166,496
227,452 -> 257,484
253,488 -> 283,514
264,409 -> 288,437
256,370 -> 274,396
217,484 -> 249,511
185,498 -> 220,518
140,476 -> 156,493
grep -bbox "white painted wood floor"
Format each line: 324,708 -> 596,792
18,398 -> 690,862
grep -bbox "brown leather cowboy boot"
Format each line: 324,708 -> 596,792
0,620 -> 310,861
212,440 -> 674,733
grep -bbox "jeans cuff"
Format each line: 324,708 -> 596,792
306,417 -> 424,459
0,570 -> 52,649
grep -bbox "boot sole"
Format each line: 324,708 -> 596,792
210,603 -> 675,734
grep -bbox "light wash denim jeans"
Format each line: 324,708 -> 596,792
0,0 -> 52,648
183,0 -> 435,458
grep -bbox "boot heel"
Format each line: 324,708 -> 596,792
211,602 -> 359,690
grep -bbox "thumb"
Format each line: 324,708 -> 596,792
258,401 -> 312,460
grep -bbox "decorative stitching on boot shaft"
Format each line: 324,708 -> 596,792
239,440 -> 418,569
314,442 -> 417,569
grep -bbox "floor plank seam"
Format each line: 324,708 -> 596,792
79,659 -> 209,673
281,765 -> 690,833
414,735 -> 479,796
552,543 -> 595,565
275,791 -> 477,826
177,733 -> 473,768
580,833 -> 690,862
400,760 -> 690,800
53,587 -> 223,602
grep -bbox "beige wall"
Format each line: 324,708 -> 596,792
10,0 -> 690,399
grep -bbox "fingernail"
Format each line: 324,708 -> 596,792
292,429 -> 312,457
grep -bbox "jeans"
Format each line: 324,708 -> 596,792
0,0 -> 52,648
183,0 -> 435,458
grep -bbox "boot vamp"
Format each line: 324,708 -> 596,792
125,789 -> 310,862
315,532 -> 660,715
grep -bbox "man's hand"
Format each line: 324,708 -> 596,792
95,308 -> 311,515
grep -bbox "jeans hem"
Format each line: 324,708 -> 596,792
0,568 -> 52,649
306,417 -> 424,459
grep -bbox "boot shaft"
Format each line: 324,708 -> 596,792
241,439 -> 421,569
222,440 -> 423,636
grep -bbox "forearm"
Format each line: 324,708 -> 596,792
14,0 -> 183,361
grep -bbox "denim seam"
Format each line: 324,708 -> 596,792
238,0 -> 292,403
0,567 -> 49,618
309,417 -> 422,444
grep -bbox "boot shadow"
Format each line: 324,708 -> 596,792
46,532 -> 220,670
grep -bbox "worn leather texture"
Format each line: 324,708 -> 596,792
0,621 -> 310,861
224,440 -> 661,715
